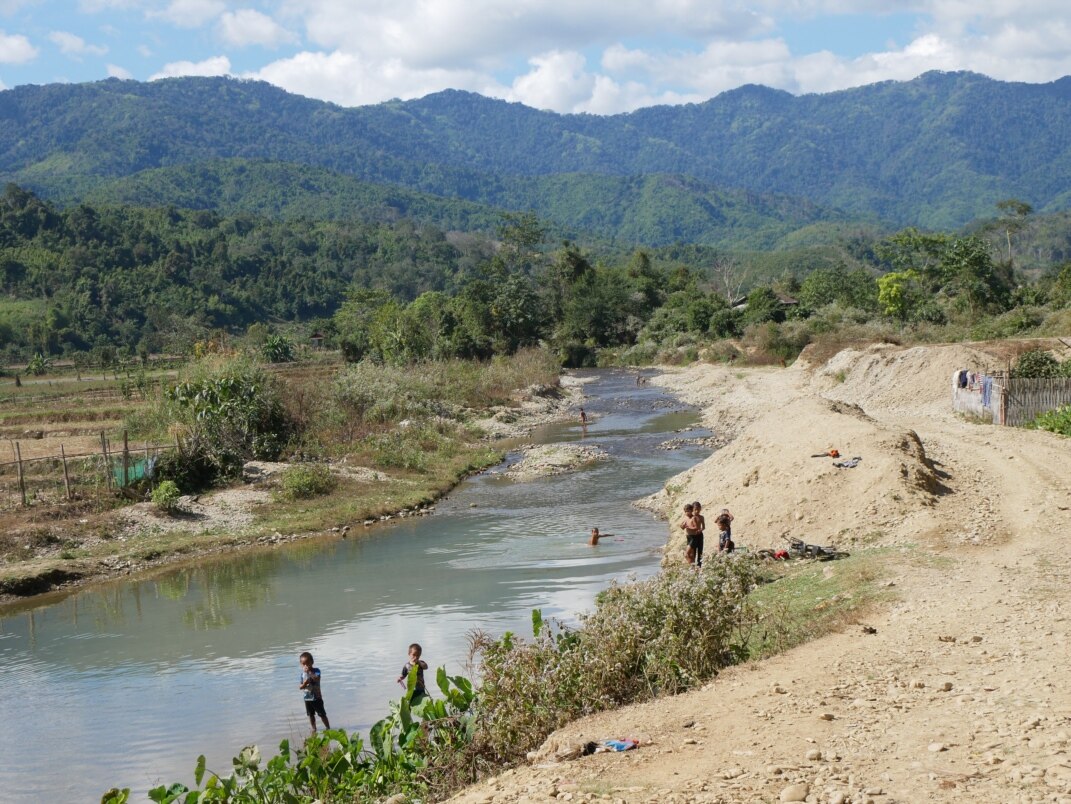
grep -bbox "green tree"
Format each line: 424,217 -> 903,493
938,236 -> 1008,317
876,270 -> 924,323
798,267 -> 878,312
334,288 -> 393,362
995,198 -> 1033,266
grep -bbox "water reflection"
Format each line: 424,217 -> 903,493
0,369 -> 714,801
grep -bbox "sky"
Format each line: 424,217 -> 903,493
1,1 -> 1071,114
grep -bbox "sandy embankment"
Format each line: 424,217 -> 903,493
449,340 -> 1071,804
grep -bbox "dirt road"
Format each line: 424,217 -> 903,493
449,342 -> 1071,804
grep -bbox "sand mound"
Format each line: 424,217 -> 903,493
659,395 -> 945,558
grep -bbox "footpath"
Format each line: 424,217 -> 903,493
449,341 -> 1071,804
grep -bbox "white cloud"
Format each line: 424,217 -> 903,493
107,63 -> 132,79
0,29 -> 35,63
49,31 -> 109,58
78,0 -> 145,10
218,9 -> 297,48
150,54 -> 230,79
280,0 -> 773,70
247,49 -> 506,106
137,44 -> 152,57
152,0 -> 225,28
198,0 -> 1071,112
0,0 -> 36,13
509,51 -> 594,112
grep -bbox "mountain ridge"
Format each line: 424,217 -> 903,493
2,70 -> 1069,232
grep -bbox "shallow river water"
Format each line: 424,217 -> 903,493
0,370 -> 712,801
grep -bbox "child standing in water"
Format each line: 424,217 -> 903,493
298,651 -> 330,733
397,643 -> 429,702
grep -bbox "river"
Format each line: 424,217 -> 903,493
0,370 -> 712,801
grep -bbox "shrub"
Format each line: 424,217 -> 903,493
364,424 -> 454,472
27,352 -> 52,376
741,321 -> 811,363
261,334 -> 295,363
1029,405 -> 1071,436
468,562 -> 771,766
970,306 -> 1044,340
163,357 -> 292,479
278,464 -> 337,500
1012,348 -> 1062,378
612,340 -> 659,366
151,480 -> 182,512
105,670 -> 478,804
152,447 -> 218,492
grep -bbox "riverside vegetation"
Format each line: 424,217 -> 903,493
103,559 -> 844,804
0,347 -> 560,596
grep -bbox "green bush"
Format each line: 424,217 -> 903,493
261,334 -> 295,363
970,306 -> 1044,340
1029,405 -> 1071,436
278,464 -> 337,500
103,669 -> 477,804
1012,348 -> 1063,378
151,480 -> 182,512
153,447 -> 219,493
27,352 -> 52,376
163,357 -> 292,480
468,562 -> 770,766
364,424 -> 453,472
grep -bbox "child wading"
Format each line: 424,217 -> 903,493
397,643 -> 429,702
298,651 -> 330,733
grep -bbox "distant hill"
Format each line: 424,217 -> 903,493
78,159 -> 848,250
3,71 -> 1071,234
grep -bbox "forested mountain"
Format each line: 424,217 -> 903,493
80,159 -> 845,250
2,71 -> 1070,232
0,184 -> 494,357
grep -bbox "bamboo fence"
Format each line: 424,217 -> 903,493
0,432 -> 177,510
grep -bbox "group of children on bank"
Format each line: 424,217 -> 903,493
297,643 -> 429,733
679,501 -> 733,567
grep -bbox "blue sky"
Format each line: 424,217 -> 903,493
1,1 -> 1069,113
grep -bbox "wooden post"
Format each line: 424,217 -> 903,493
60,444 -> 72,501
101,431 -> 113,491
15,442 -> 27,507
122,430 -> 130,488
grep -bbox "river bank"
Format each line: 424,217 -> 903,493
0,375 -> 588,604
3,367 -> 710,803
447,340 -> 1071,804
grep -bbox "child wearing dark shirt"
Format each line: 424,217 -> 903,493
397,643 -> 429,701
298,651 -> 330,732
